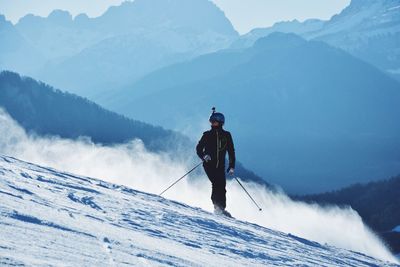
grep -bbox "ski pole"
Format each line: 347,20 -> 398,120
159,162 -> 203,196
233,176 -> 262,211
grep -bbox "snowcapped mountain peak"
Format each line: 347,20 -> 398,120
297,0 -> 400,82
1,155 -> 399,266
340,0 -> 400,14
7,0 -> 238,94
99,0 -> 237,36
347,0 -> 378,8
349,0 -> 400,8
328,0 -> 400,28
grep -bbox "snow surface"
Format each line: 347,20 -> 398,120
0,155 -> 398,267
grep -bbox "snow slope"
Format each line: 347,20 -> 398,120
0,155 -> 398,266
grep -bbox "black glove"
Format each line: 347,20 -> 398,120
227,167 -> 234,175
203,154 -> 211,162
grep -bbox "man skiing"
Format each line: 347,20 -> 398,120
196,107 -> 235,216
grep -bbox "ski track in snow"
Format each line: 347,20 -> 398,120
0,155 -> 398,267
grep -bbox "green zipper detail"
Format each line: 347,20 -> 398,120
216,130 -> 220,168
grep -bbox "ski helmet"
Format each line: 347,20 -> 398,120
209,107 -> 225,125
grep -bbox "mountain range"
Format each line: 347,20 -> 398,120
0,0 -> 238,97
236,0 -> 400,81
1,0 -> 399,91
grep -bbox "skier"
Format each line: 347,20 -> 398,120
196,107 -> 235,217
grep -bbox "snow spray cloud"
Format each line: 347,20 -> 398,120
0,110 -> 397,264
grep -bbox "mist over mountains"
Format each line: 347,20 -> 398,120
1,0 -> 237,97
297,174 -> 400,255
0,15 -> 44,74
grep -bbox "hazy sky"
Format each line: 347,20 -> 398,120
0,0 -> 351,33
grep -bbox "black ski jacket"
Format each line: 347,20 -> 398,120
196,126 -> 235,170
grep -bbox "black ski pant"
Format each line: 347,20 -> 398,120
203,163 -> 226,210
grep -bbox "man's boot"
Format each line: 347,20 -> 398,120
214,204 -> 232,218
